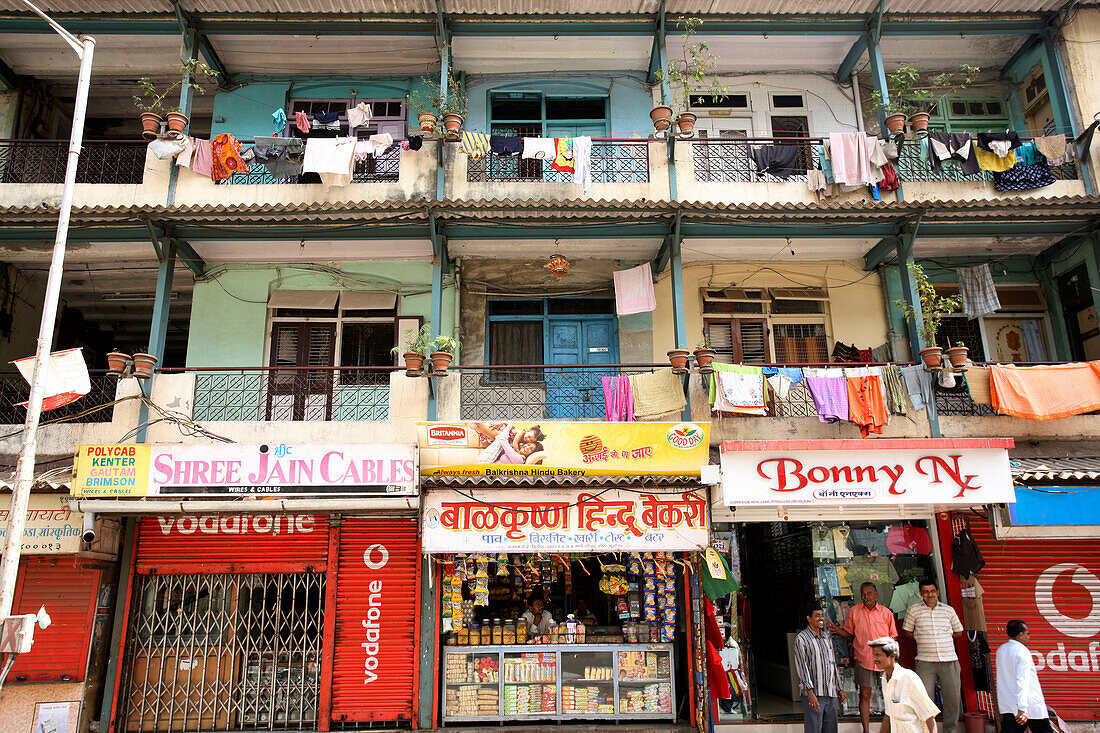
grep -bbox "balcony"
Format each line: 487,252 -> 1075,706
0,371 -> 125,457
218,143 -> 401,185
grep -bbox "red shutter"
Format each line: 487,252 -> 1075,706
135,514 -> 329,574
8,558 -> 100,683
330,517 -> 420,723
960,516 -> 1100,719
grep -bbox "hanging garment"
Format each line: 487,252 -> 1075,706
148,137 -> 185,160
353,139 -> 373,162
828,132 -> 875,186
272,108 -> 287,134
847,374 -> 889,438
762,366 -> 805,384
831,342 -> 860,363
990,361 -> 1100,420
295,110 -> 311,134
806,169 -> 838,201
708,363 -> 770,413
964,366 -> 993,406
817,144 -> 835,184
629,368 -> 686,419
871,342 -> 892,363
968,631 -> 992,692
857,348 -> 874,363
878,161 -> 899,192
312,110 -> 341,130
302,137 -> 357,188
880,364 -> 908,415
957,263 -> 1001,318
1014,142 -> 1042,166
950,527 -> 985,577
707,639 -> 732,701
252,136 -> 305,179
846,554 -> 899,605
210,133 -> 248,182
602,375 -> 634,422
927,132 -> 980,176
889,580 -> 922,617
612,263 -> 656,316
406,135 -> 423,151
1033,134 -> 1067,162
550,138 -> 574,173
1077,119 -> 1099,163
886,525 -> 933,555
899,365 -> 933,410
714,369 -> 767,416
183,137 -> 213,178
1021,319 -> 1046,361
750,144 -> 799,179
572,135 -> 593,194
490,135 -> 523,157
700,547 -> 740,601
521,137 -> 556,160
346,102 -> 372,130
960,575 -> 987,633
993,162 -> 1056,192
365,133 -> 394,156
976,131 -> 1022,155
460,131 -> 490,160
804,370 -> 849,423
974,147 -> 1017,172
766,374 -> 793,400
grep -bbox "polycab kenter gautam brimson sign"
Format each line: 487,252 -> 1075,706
73,443 -> 418,497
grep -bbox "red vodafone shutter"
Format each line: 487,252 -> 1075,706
136,514 -> 329,573
964,517 -> 1100,719
330,517 -> 420,723
9,558 -> 100,683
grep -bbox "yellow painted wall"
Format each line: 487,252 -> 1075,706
1065,8 -> 1100,185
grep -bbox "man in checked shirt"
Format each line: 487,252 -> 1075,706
796,604 -> 848,733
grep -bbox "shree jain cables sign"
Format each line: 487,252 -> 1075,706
720,439 -> 1016,506
73,443 -> 418,497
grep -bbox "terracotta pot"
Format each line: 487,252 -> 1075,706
403,351 -> 425,377
430,351 -> 454,375
919,346 -> 944,370
676,112 -> 697,138
418,113 -> 438,133
650,105 -> 674,133
441,113 -> 464,136
945,346 -> 969,368
165,112 -> 188,134
668,348 -> 691,374
884,112 -> 906,137
140,112 -> 163,139
131,352 -> 158,379
908,111 -> 931,136
106,352 -> 130,377
693,348 -> 715,374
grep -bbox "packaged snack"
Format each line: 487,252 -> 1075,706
627,552 -> 642,574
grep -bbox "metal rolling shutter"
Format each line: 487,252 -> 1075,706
135,514 -> 330,574
330,517 -> 420,724
8,558 -> 100,682
962,516 -> 1100,719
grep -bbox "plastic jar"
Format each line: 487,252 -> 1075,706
468,623 -> 479,646
516,621 -> 528,644
503,619 -> 516,645
480,622 -> 492,645
492,618 -> 503,645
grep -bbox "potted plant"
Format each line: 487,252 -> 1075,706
945,341 -> 969,368
667,348 -> 691,374
132,59 -> 219,139
693,337 -> 716,374
106,350 -> 131,377
391,324 -> 432,376
871,64 -> 979,138
438,70 -> 468,138
429,335 -> 460,376
896,263 -> 963,369
410,81 -> 439,134
655,16 -> 728,138
131,348 -> 158,379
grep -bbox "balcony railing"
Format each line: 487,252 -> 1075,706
218,140 -> 401,184
0,139 -> 147,184
0,371 -> 116,424
894,140 -> 1078,183
466,140 -> 650,184
692,136 -> 822,183
182,367 -> 393,421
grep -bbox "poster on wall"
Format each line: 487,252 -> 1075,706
422,488 -> 709,553
417,421 -> 709,476
0,494 -> 85,554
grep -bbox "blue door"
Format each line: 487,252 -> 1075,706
546,316 -> 618,419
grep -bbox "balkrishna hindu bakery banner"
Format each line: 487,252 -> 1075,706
416,421 -> 710,476
422,488 -> 710,552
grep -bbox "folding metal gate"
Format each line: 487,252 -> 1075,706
118,572 -> 325,731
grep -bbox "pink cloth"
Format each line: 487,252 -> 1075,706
189,138 -> 214,179
828,132 -> 875,186
602,375 -> 634,422
295,110 -> 311,134
613,263 -> 656,316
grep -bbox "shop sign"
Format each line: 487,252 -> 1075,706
720,439 -> 1014,506
73,443 -> 418,497
417,421 -> 709,476
422,488 -> 709,552
0,494 -> 84,554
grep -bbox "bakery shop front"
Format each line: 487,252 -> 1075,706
416,421 -> 714,727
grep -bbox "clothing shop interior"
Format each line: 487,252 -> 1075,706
711,521 -> 941,723
439,551 -> 691,724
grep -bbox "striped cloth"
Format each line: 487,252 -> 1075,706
460,131 -> 491,160
903,601 -> 963,662
957,263 -> 1001,318
794,625 -> 842,697
880,364 -> 908,415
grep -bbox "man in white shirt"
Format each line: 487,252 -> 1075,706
902,580 -> 964,733
520,595 -> 555,637
995,619 -> 1052,733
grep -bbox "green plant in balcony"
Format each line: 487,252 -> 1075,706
654,16 -> 728,114
391,324 -> 433,356
871,64 -> 980,118
131,59 -> 219,114
430,335 -> 460,355
895,263 -> 962,348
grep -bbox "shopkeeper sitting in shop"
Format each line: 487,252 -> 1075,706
573,598 -> 598,625
521,595 -> 555,637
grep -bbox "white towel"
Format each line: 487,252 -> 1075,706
522,137 -> 556,160
572,135 -> 593,194
613,263 -> 656,316
303,137 -> 356,188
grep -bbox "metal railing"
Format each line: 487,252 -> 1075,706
894,140 -> 1078,183
691,136 -> 822,183
218,141 -> 401,185
466,140 -> 650,184
182,367 -> 394,421
0,371 -> 116,424
0,139 -> 147,184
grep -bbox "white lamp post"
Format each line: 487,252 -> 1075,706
0,2 -> 95,618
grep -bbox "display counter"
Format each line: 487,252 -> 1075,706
442,643 -> 674,723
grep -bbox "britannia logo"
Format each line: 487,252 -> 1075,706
666,423 -> 704,450
427,425 -> 468,444
1035,562 -> 1100,638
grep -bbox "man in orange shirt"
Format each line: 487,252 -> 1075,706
828,582 -> 898,733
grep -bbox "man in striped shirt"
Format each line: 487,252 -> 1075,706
795,605 -> 847,733
902,580 -> 964,733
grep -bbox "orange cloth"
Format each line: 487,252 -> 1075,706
989,361 -> 1100,420
847,375 -> 889,438
210,133 -> 248,182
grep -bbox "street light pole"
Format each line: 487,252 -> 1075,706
0,2 -> 94,618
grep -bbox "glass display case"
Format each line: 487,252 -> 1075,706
442,644 -> 674,724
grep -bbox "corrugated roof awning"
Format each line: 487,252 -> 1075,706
423,474 -> 704,489
1011,456 -> 1100,482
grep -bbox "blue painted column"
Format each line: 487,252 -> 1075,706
166,31 -> 198,206
1082,233 -> 1100,345
865,31 -> 890,133
667,214 -> 691,421
1042,31 -> 1095,195
136,238 -> 177,442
